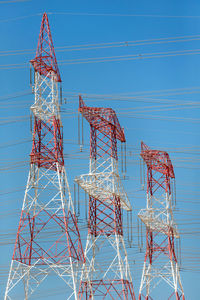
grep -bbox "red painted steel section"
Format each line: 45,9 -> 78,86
30,12 -> 61,82
79,95 -> 125,146
139,142 -> 184,300
30,116 -> 64,171
79,280 -> 135,299
141,141 -> 175,179
13,209 -> 85,265
88,195 -> 123,237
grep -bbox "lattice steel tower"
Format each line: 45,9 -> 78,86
138,142 -> 185,300
76,96 -> 135,299
5,13 -> 84,300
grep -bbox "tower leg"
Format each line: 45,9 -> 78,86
78,233 -> 135,299
4,260 -> 49,300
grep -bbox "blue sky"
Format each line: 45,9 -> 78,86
0,0 -> 200,299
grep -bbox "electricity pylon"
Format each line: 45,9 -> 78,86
138,142 -> 185,300
76,96 -> 135,299
4,13 -> 84,300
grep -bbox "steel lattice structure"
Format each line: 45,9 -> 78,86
138,142 -> 185,300
76,96 -> 135,299
4,13 -> 84,300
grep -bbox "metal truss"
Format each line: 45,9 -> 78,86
138,142 -> 185,300
5,13 -> 84,299
76,96 -> 135,299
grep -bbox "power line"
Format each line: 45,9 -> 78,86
2,48 -> 200,69
1,34 -> 200,56
47,11 -> 200,19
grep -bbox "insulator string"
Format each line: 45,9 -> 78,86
140,158 -> 142,186
137,218 -> 140,249
85,191 -> 88,221
179,238 -> 182,267
30,114 -> 32,134
140,220 -> 143,248
171,178 -> 174,207
80,113 -> 83,151
124,141 -> 127,176
143,160 -> 145,189
121,142 -> 124,174
32,69 -> 35,93
82,113 -> 84,147
60,83 -> 62,105
127,211 -> 129,244
30,64 -> 32,87
131,210 -> 133,244
128,210 -> 133,247
174,179 -> 177,207
77,183 -> 80,217
78,111 -> 80,147
74,183 -> 76,216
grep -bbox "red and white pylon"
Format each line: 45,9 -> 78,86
76,96 -> 135,299
138,142 -> 185,300
4,13 -> 84,300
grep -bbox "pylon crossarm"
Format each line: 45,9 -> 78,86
75,174 -> 131,211
138,210 -> 179,238
79,95 -> 125,143
31,72 -> 60,121
141,142 -> 175,179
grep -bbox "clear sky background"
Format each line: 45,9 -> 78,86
0,0 -> 200,299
